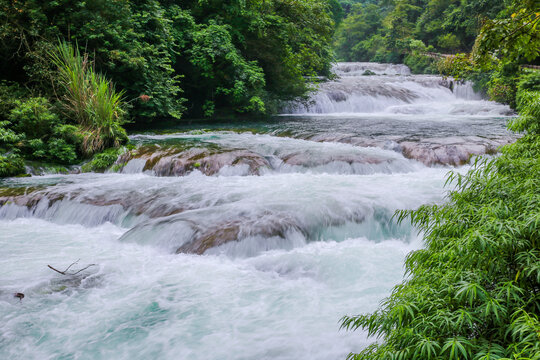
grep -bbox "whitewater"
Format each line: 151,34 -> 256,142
0,63 -> 513,359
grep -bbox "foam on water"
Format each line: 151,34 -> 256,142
333,62 -> 412,76
0,218 -> 417,360
0,166 -> 457,255
285,63 -> 511,115
0,61 -> 513,359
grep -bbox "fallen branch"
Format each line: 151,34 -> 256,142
47,259 -> 97,276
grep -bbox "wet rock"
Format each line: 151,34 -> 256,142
176,223 -> 242,254
309,133 -> 515,166
156,150 -> 270,176
282,152 -> 383,167
328,91 -> 348,102
119,146 -> 271,176
399,136 -> 513,166
0,190 -> 63,208
176,218 -> 303,255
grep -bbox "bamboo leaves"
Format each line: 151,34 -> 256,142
341,89 -> 540,359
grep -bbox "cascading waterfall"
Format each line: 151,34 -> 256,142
0,63 -> 515,360
285,62 -> 510,115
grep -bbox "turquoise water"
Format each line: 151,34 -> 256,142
0,63 -> 512,359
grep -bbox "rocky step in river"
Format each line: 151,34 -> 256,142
0,62 -> 515,359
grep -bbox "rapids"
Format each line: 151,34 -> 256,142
0,63 -> 514,359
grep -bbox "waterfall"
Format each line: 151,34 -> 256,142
284,63 -> 510,115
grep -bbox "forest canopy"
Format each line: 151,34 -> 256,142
333,0 -> 538,73
0,0 -> 337,121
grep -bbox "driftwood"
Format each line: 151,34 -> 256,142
47,259 -> 96,276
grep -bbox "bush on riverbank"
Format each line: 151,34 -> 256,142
49,41 -> 128,156
341,88 -> 540,359
0,42 -> 128,177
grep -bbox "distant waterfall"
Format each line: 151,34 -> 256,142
283,63 -> 507,115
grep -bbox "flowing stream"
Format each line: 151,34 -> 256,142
0,63 -> 513,359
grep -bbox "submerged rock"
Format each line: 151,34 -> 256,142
399,136 -> 513,166
175,218 -> 302,255
308,134 -> 514,166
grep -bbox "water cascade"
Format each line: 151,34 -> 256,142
286,62 -> 509,115
0,63 -> 515,359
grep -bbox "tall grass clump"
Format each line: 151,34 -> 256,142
341,89 -> 540,360
49,41 -> 127,156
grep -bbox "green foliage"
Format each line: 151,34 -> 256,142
0,153 -> 25,177
9,97 -> 59,139
0,121 -> 24,150
334,0 -> 510,67
328,0 -> 346,26
0,81 -> 29,121
0,73 -> 121,171
437,53 -> 476,80
6,97 -> 79,164
403,41 -> 437,74
81,147 -> 124,173
518,71 -> 540,93
0,0 -> 336,120
46,138 -> 78,163
437,33 -> 460,52
49,41 -> 128,156
473,0 -> 540,68
0,0 -> 184,121
341,90 -> 540,360
187,22 -> 266,116
512,90 -> 540,134
334,3 -> 385,61
487,76 -> 516,106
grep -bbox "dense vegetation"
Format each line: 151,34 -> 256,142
341,1 -> 540,359
333,0 -> 539,74
342,83 -> 540,359
0,0 -> 338,176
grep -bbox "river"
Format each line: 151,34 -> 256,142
0,63 -> 513,359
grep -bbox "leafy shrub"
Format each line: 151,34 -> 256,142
0,121 -> 24,149
81,147 -> 123,172
27,138 -> 47,159
437,53 -> 475,80
0,153 -> 25,177
6,97 -> 80,164
9,97 -> 59,139
437,33 -> 460,52
513,90 -> 540,134
53,124 -> 84,146
0,81 -> 29,121
518,71 -> 540,93
341,91 -> 540,359
49,41 -> 128,156
487,65 -> 520,107
47,138 -> 78,163
487,77 -> 516,105
403,54 -> 437,74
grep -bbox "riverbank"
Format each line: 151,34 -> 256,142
341,87 -> 540,359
